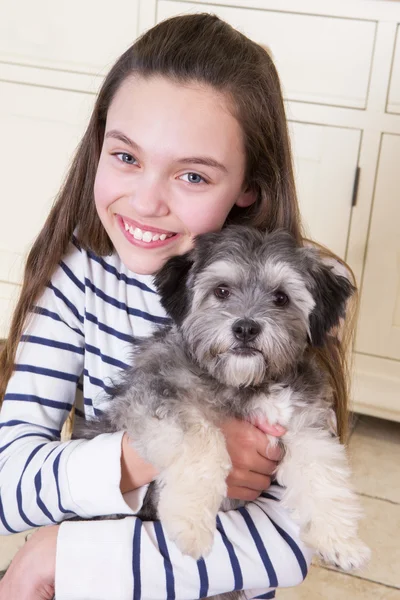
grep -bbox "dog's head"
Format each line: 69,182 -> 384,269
154,226 -> 355,387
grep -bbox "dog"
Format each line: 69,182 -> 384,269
80,225 -> 370,597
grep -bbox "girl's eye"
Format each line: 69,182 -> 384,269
115,152 -> 137,165
214,285 -> 231,299
273,290 -> 289,307
180,172 -> 207,184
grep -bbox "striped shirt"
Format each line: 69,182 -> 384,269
0,237 -> 313,600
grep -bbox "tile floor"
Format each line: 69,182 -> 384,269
0,414 -> 399,598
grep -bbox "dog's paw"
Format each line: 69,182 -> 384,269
318,537 -> 371,572
163,515 -> 215,560
303,527 -> 371,571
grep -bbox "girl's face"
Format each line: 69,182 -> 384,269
94,75 -> 256,275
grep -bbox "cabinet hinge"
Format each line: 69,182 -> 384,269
351,166 -> 361,207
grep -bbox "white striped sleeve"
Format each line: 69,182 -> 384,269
55,485 -> 313,600
0,243 -> 135,533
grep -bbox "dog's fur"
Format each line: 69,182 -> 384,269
81,226 -> 370,598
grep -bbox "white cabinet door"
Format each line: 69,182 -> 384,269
0,0 -> 139,76
387,26 -> 400,114
157,1 -> 376,108
355,134 -> 400,361
0,82 -> 95,337
289,122 -> 361,259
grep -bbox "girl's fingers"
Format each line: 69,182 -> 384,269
252,417 -> 286,436
226,478 -> 272,501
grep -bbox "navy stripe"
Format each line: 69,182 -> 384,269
216,515 -> 243,591
268,517 -> 308,581
197,557 -> 209,598
132,518 -> 142,600
259,492 -> 279,501
84,278 -> 169,325
47,282 -> 84,324
53,450 -> 74,515
85,311 -> 135,343
85,343 -> 129,370
0,420 -> 60,438
0,494 -> 18,533
4,393 -> 73,412
0,432 -> 55,454
34,445 -> 60,524
84,397 -> 94,407
71,235 -> 82,252
59,261 -> 85,293
14,363 -> 80,384
16,444 -> 46,527
21,334 -> 84,355
75,407 -> 85,418
84,247 -> 157,294
31,306 -> 84,337
154,521 -> 175,599
254,592 -> 275,599
83,369 -> 114,395
238,507 -> 278,588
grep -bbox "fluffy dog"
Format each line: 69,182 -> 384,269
84,225 -> 370,593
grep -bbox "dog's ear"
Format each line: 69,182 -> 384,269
154,252 -> 194,325
307,255 -> 356,347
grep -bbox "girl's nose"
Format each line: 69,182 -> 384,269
128,177 -> 169,217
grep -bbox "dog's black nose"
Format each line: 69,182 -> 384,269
232,319 -> 261,343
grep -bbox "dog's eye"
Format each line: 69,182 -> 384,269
214,285 -> 231,299
273,290 -> 289,307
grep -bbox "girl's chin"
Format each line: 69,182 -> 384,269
119,241 -> 192,275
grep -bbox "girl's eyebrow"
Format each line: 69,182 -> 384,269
105,129 -> 228,173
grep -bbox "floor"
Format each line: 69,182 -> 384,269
0,414 -> 399,599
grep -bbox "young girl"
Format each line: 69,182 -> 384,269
0,13 -> 354,600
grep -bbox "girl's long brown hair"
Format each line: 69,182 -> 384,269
0,13 -> 355,442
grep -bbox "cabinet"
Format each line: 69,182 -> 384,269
0,0 -> 399,420
0,82 -> 95,334
288,123 -> 360,258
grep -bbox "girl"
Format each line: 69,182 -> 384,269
0,13 -> 354,600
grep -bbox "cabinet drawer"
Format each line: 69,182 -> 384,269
387,25 -> 400,114
0,82 -> 95,286
0,0 -> 139,77
157,1 -> 376,108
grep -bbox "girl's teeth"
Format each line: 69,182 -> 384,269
123,220 -> 174,243
142,231 -> 153,243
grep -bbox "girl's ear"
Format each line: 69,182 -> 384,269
308,258 -> 356,347
154,252 -> 194,325
235,187 -> 257,208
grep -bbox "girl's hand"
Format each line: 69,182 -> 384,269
120,432 -> 159,494
0,525 -> 58,600
220,418 -> 286,501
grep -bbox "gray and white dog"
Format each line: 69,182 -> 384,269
84,225 -> 370,586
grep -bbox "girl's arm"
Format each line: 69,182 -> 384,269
0,241 -> 142,534
54,487 -> 312,600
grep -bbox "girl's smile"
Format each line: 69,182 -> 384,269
94,75 -> 256,275
117,214 -> 180,248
